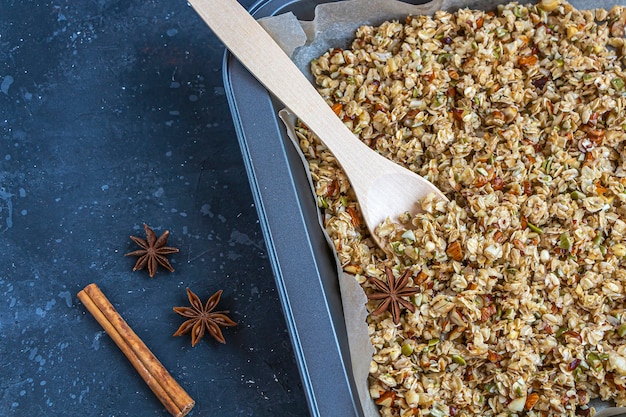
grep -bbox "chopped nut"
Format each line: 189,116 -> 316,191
480,305 -> 497,321
508,397 -> 527,412
446,241 -> 463,261
539,0 -> 561,12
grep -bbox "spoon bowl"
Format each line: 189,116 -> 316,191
189,0 -> 447,246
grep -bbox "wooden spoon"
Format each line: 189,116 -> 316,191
188,0 -> 447,244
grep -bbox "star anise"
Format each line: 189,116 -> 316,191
173,288 -> 237,345
367,266 -> 419,325
125,223 -> 179,278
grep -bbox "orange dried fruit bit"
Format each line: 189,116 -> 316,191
325,179 -> 338,197
375,390 -> 396,407
525,392 -> 539,410
331,102 -> 343,115
487,350 -> 503,363
587,129 -> 605,145
595,181 -> 608,195
492,109 -> 505,121
518,55 -> 538,66
346,206 -> 361,227
474,175 -> 488,188
415,270 -> 428,284
476,16 -> 484,29
446,241 -> 463,261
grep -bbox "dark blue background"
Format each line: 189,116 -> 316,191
0,1 -> 309,415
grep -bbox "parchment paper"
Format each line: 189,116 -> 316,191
259,1 -> 626,416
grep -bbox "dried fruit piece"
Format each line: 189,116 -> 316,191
518,55 -> 538,66
487,350 -> 503,363
525,392 -> 539,410
346,206 -> 361,227
375,390 -> 396,407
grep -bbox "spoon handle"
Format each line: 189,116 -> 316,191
188,0 -> 373,176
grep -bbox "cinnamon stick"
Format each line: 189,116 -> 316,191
77,283 -> 194,417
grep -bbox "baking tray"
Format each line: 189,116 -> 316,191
223,0 -> 626,416
223,1 -> 363,415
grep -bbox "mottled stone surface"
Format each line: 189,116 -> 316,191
0,1 -> 308,415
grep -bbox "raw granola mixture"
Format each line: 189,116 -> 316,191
295,0 -> 626,415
